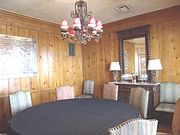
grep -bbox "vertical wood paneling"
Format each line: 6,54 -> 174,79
29,30 -> 40,92
18,28 -> 31,91
31,92 -> 41,106
62,42 -> 69,84
0,25 -> 9,98
168,20 -> 180,82
47,33 -> 56,89
151,19 -> 180,82
103,34 -> 112,83
82,6 -> 180,98
0,80 -> 9,98
74,45 -> 83,96
110,33 -> 119,62
55,36 -> 64,86
39,32 -> 49,89
0,97 -> 11,132
82,45 -> 89,80
40,90 -> 50,104
0,10 -> 83,131
49,89 -> 56,102
0,25 -> 6,34
68,56 -> 73,85
6,26 -> 21,93
0,5 -> 179,131
91,43 -> 98,82
97,41 -> 105,85
159,23 -> 171,82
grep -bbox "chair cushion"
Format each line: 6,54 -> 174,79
76,94 -> 93,98
160,82 -> 180,103
83,80 -> 94,95
156,103 -> 175,113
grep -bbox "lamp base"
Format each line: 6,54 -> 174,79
112,71 -> 120,82
151,71 -> 159,83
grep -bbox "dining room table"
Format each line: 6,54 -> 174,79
8,98 -> 139,135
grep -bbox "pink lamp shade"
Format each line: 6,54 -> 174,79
88,17 -> 96,30
61,20 -> 69,32
96,20 -> 103,30
73,17 -> 81,30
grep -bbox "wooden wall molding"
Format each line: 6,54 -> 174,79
0,9 -> 59,27
0,9 -> 60,34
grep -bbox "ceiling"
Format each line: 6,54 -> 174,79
0,0 -> 180,25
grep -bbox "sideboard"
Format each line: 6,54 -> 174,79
109,81 -> 160,118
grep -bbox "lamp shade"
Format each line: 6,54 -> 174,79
88,17 -> 96,28
147,59 -> 162,70
61,20 -> 69,31
110,62 -> 121,71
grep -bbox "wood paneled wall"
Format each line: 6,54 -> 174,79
0,5 -> 180,132
82,5 -> 180,98
82,33 -> 119,98
0,10 -> 83,132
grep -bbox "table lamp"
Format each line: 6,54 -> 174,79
110,62 -> 121,82
147,59 -> 162,83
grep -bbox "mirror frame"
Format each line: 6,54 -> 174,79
119,25 -> 151,82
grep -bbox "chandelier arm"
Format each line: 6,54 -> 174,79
71,11 -> 77,18
88,11 -> 92,17
61,33 -> 68,39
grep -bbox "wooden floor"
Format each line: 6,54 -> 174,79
156,113 -> 173,134
158,119 -> 172,134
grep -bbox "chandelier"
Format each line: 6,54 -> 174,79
60,0 -> 103,44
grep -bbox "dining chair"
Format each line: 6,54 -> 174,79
56,85 -> 74,100
9,90 -> 32,116
129,87 -> 149,118
107,118 -> 158,135
77,80 -> 94,98
157,98 -> 180,135
154,82 -> 180,113
172,98 -> 180,135
103,83 -> 118,100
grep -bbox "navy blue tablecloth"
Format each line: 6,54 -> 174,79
8,98 -> 139,135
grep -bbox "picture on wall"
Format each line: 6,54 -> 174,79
0,34 -> 37,79
68,43 -> 75,56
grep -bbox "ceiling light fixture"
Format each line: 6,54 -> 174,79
60,0 -> 103,44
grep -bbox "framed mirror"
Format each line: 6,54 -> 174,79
119,25 -> 151,82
